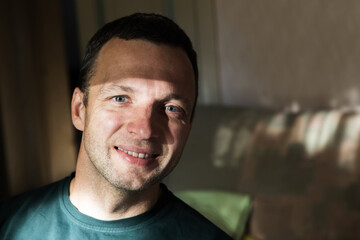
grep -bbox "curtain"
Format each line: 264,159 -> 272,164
0,0 -> 76,197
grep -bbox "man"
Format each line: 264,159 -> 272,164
0,13 -> 232,239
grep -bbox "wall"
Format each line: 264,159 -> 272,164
215,0 -> 360,111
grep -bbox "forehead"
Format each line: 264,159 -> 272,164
90,38 -> 195,97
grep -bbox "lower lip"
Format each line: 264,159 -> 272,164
114,148 -> 156,167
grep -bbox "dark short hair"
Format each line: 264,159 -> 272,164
79,13 -> 198,118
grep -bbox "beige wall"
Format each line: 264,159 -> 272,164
215,0 -> 360,111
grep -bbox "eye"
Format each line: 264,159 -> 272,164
112,96 -> 128,103
165,105 -> 181,113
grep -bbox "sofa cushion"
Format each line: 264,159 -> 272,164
176,191 -> 252,240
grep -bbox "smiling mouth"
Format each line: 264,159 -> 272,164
114,146 -> 159,159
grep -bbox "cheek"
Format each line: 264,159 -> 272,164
90,110 -> 125,137
168,121 -> 191,148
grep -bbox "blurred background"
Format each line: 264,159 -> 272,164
1,0 -> 360,238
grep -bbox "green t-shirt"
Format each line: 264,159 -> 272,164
0,174 -> 232,239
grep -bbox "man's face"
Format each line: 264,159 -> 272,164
75,38 -> 196,191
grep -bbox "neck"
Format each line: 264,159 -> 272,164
69,148 -> 162,221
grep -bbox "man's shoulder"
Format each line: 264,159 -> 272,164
0,175 -> 70,224
161,186 -> 233,239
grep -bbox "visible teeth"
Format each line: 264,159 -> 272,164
132,152 -> 138,157
116,147 -> 156,159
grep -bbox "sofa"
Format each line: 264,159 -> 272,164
166,105 -> 360,240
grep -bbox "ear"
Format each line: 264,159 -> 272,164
71,87 -> 86,131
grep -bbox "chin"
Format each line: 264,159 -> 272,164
109,174 -> 162,193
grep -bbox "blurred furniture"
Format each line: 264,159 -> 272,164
167,105 -> 360,240
176,190 -> 252,240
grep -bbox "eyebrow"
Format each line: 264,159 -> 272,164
99,84 -> 135,96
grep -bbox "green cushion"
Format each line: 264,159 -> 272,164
175,191 -> 252,240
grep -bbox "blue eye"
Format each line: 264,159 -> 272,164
113,96 -> 128,102
165,105 -> 181,112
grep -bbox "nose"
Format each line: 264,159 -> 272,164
126,107 -> 160,140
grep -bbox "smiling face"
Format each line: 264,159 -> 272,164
72,38 -> 196,192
